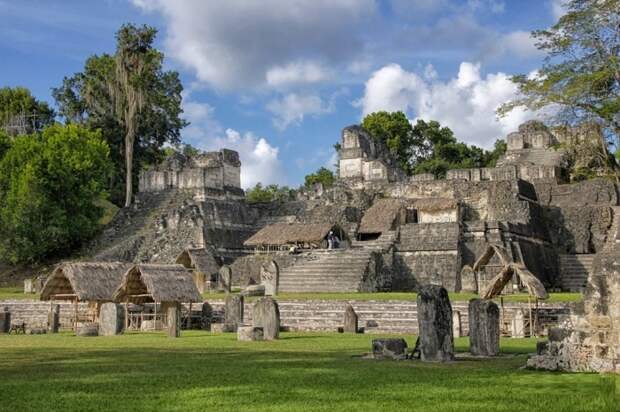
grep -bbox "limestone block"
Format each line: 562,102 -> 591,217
241,284 -> 265,297
343,304 -> 358,333
201,302 -> 212,331
452,310 -> 462,338
218,266 -> 232,293
237,325 -> 264,341
416,285 -> 454,362
76,323 -> 99,337
167,305 -> 181,338
211,323 -> 236,333
0,307 -> 10,334
511,310 -> 525,338
261,260 -> 279,296
24,279 -> 35,294
468,299 -> 500,356
34,276 -> 46,294
372,338 -> 408,360
27,327 -> 46,335
48,305 -> 60,334
252,297 -> 280,340
99,303 -> 124,336
224,295 -> 244,331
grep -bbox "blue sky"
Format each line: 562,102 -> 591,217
0,0 -> 564,188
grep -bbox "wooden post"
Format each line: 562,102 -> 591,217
500,296 -> 505,334
154,302 -> 157,330
124,297 -> 129,331
528,296 -> 533,338
188,302 -> 192,329
74,297 -> 78,332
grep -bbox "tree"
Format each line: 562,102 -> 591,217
498,0 -> 620,167
0,124 -> 111,263
246,183 -> 296,203
304,167 -> 335,189
0,87 -> 55,135
361,111 -> 417,172
53,24 -> 187,207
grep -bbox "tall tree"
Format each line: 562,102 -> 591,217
361,111 -> 417,172
53,24 -> 187,207
498,0 -> 620,162
304,167 -> 335,189
0,87 -> 55,135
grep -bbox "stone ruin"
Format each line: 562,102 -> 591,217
80,119 -> 618,373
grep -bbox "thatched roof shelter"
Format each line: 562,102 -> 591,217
481,263 -> 548,300
40,262 -> 131,302
113,264 -> 202,304
358,198 -> 405,234
243,223 -> 342,248
175,248 -> 220,275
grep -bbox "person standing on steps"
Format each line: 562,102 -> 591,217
327,231 -> 340,250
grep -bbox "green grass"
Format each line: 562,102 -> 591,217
0,332 -> 615,411
0,287 -> 38,301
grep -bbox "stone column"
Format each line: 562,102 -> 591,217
218,266 -> 232,293
24,279 -> 34,294
416,285 -> 454,362
99,302 -> 125,336
48,304 -> 60,334
0,307 -> 10,334
201,302 -> 213,331
512,310 -> 525,338
252,297 -> 280,340
167,304 -> 181,338
261,260 -> 279,296
343,304 -> 358,333
452,310 -> 462,338
468,299 -> 500,356
224,295 -> 244,332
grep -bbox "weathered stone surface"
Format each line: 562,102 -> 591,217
0,307 -> 10,334
416,285 -> 454,362
48,305 -> 60,334
224,295 -> 244,331
468,299 -> 500,356
23,279 -> 35,294
218,266 -> 232,293
201,302 -> 212,331
511,310 -> 525,338
167,305 -> 181,338
452,310 -> 462,338
211,323 -> 235,333
343,304 -> 358,333
252,297 -> 280,340
261,260 -> 279,296
27,327 -> 46,335
372,338 -> 408,360
99,303 -> 124,336
237,325 -> 264,341
241,284 -> 265,297
76,323 -> 99,337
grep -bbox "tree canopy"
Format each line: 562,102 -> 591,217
498,0 -> 619,168
246,183 -> 297,204
0,124 -> 112,263
0,87 -> 55,135
53,23 -> 187,206
304,167 -> 335,189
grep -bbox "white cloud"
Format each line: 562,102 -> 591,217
500,31 -> 543,59
180,97 -> 285,188
132,0 -> 376,90
358,62 -> 536,148
550,0 -> 567,20
266,61 -> 331,87
266,93 -> 334,130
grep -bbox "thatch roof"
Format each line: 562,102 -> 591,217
472,244 -> 511,272
40,262 -> 131,302
481,263 -> 548,300
113,264 -> 203,304
411,198 -> 458,213
358,198 -> 404,234
243,223 -> 336,247
175,248 -> 220,275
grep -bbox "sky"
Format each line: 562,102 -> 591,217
0,0 -> 566,188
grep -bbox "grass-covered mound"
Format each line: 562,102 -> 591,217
0,332 -> 616,411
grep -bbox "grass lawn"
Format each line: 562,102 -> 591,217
0,332 -> 616,412
0,287 -> 38,301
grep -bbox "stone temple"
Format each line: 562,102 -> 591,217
86,120 -> 619,373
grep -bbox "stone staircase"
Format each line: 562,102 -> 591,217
278,232 -> 397,293
559,254 -> 595,292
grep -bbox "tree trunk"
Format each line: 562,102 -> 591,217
124,133 -> 134,207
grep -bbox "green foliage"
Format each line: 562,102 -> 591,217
0,332 -> 613,411
362,111 -> 416,171
246,183 -> 296,203
0,87 -> 55,135
498,0 -> 620,167
304,167 -> 335,189
0,124 -> 111,263
53,24 -> 187,206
